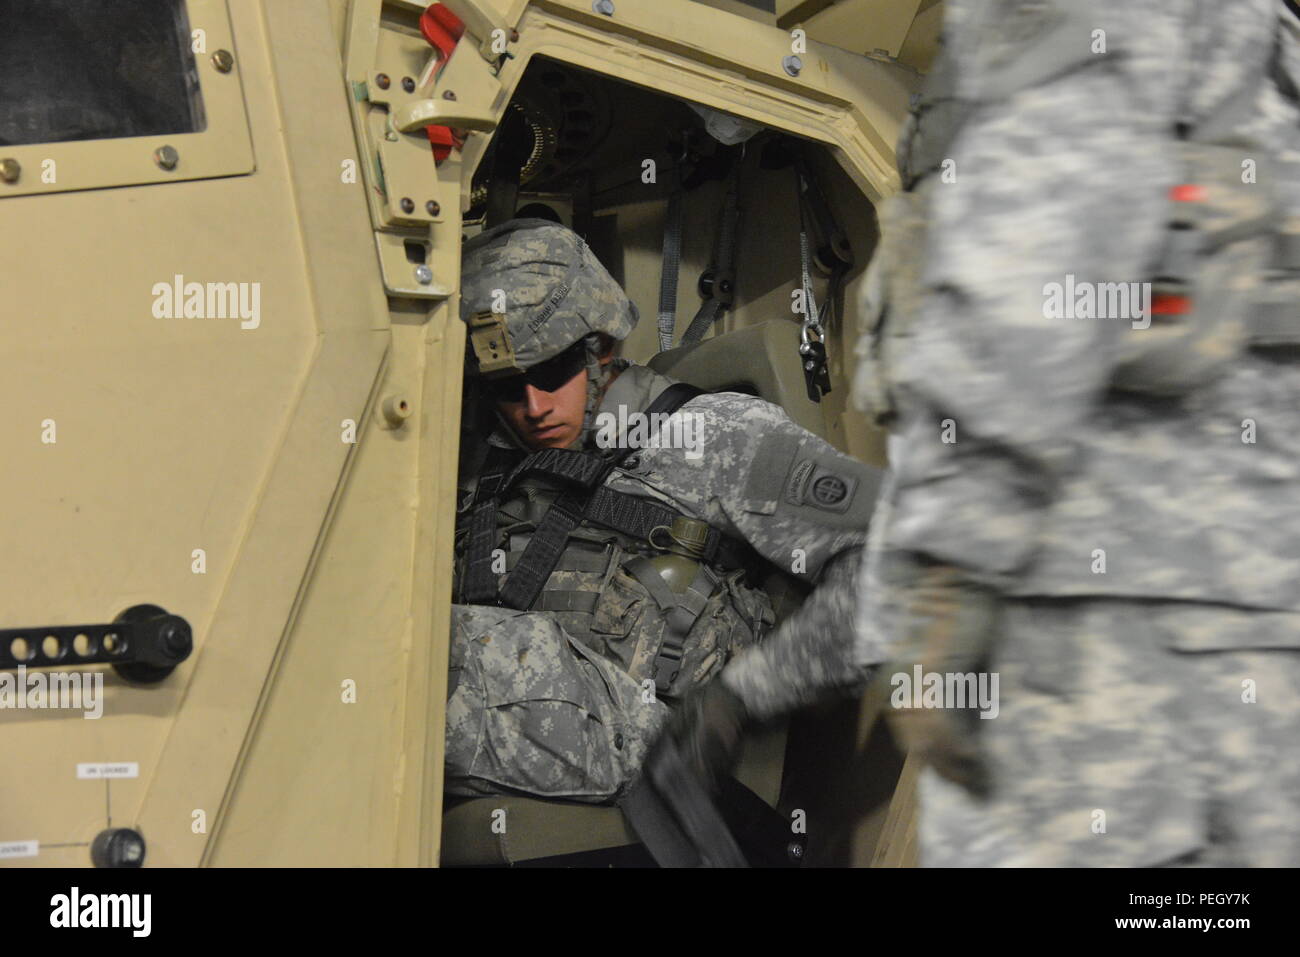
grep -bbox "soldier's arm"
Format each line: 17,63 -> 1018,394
680,394 -> 882,719
720,545 -> 868,721
878,0 -> 1196,585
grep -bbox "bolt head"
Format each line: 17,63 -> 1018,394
160,619 -> 192,658
414,265 -> 434,285
783,55 -> 803,76
211,49 -> 234,72
593,0 -> 615,14
0,158 -> 19,183
91,828 -> 146,869
154,145 -> 179,170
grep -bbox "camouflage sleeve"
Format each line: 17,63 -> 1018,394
688,393 -> 879,583
607,391 -> 880,583
720,544 -> 869,721
877,0 -> 1204,584
675,394 -> 880,719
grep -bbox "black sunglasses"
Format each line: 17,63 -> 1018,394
487,341 -> 589,403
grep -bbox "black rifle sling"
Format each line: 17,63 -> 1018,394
496,382 -> 705,611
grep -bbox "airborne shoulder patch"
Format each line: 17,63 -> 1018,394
784,456 -> 857,514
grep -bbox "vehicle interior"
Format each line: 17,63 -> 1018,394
0,0 -> 935,870
442,55 -> 916,867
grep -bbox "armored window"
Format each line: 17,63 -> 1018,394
0,0 -> 205,146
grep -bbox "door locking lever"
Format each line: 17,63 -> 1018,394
0,604 -> 192,684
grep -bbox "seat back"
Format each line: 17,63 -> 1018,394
647,319 -> 826,438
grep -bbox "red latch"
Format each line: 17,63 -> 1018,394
1170,184 -> 1207,203
1151,294 -> 1193,316
420,4 -> 467,162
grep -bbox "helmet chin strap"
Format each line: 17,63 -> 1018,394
579,336 -> 613,450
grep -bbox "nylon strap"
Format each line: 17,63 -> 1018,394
459,444 -> 525,603
680,155 -> 743,346
657,184 -> 685,352
797,175 -> 821,331
497,489 -> 588,609
501,446 -> 610,498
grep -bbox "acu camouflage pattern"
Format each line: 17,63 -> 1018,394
854,0 -> 1300,612
914,600 -> 1300,866
446,362 -> 879,801
842,0 -> 1300,865
460,218 -> 638,446
459,218 -> 638,374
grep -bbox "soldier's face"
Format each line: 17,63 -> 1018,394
494,348 -> 613,450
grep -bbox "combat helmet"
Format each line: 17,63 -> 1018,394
460,218 -> 639,445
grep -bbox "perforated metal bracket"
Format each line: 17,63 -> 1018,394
1,604 -> 193,684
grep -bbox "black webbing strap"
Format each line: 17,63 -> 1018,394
500,446 -> 610,498
496,489 -> 589,609
584,486 -> 737,569
459,444 -> 525,603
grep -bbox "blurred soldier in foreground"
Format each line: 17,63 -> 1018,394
445,219 -> 879,803
650,0 -> 1300,865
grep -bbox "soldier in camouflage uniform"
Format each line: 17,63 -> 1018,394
655,0 -> 1300,866
445,218 -> 880,803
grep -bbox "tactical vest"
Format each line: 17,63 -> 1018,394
454,380 -> 776,701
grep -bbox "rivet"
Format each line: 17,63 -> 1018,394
376,73 -> 391,90
414,264 -> 433,285
782,55 -> 803,76
442,89 -> 457,100
400,197 -> 415,214
0,158 -> 20,183
593,0 -> 615,15
402,76 -> 415,93
426,200 -> 440,216
211,49 -> 234,72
